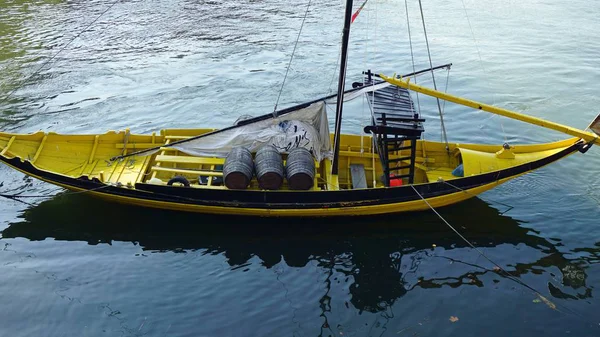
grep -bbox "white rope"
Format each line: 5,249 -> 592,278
440,67 -> 451,142
417,0 -> 449,151
441,180 -> 514,213
360,1 -> 371,155
410,184 -> 597,323
360,88 -> 365,154
327,33 -> 342,94
273,0 -> 313,116
404,0 -> 421,115
460,0 -> 507,141
1,0 -> 123,106
371,131 -> 377,187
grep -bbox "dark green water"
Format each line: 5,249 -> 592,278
1,0 -> 599,336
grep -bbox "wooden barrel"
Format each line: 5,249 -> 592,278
255,144 -> 284,190
285,147 -> 315,190
223,147 -> 254,189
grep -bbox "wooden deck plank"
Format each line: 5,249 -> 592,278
31,135 -> 48,164
151,139 -> 171,180
154,155 -> 225,166
150,166 -> 223,177
89,135 -> 99,164
0,136 -> 15,156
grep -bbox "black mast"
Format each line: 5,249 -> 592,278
331,0 -> 354,175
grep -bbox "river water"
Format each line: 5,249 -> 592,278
0,0 -> 599,336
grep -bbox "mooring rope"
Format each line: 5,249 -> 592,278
273,0 -> 313,117
410,185 -> 597,325
0,184 -> 112,206
440,180 -> 514,213
0,0 -> 122,106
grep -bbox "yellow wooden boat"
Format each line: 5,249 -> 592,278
1,0 -> 599,217
0,77 -> 597,217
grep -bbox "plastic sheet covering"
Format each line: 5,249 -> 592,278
324,80 -> 391,105
589,113 -> 600,136
173,102 -> 332,161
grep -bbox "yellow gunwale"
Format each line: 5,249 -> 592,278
0,128 -> 583,217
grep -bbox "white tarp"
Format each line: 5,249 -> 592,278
173,102 -> 332,161
324,80 -> 391,105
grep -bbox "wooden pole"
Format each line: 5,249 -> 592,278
380,74 -> 598,143
331,0 -> 354,175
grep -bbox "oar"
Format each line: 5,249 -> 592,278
379,74 -> 599,143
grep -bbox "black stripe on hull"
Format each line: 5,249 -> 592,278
0,141 -> 582,210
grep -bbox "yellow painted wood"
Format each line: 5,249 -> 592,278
118,157 -> 148,185
0,156 -> 528,216
150,166 -> 223,177
157,147 -> 179,152
114,159 -> 129,183
0,136 -> 15,156
154,155 -> 225,166
0,127 -> 583,216
151,138 -> 171,180
135,156 -> 152,183
205,164 -> 213,187
106,158 -> 121,182
165,135 -> 191,140
425,168 -> 457,183
380,74 -> 599,143
322,158 -> 338,190
115,143 -> 161,149
31,135 -> 47,164
78,160 -> 97,178
89,135 -> 99,164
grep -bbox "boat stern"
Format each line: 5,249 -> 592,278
454,138 -> 581,177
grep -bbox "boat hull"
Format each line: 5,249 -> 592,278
0,140 -> 582,216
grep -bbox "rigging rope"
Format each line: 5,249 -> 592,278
273,0 -> 313,117
359,0 -> 369,153
410,185 -> 597,325
459,0 -> 506,142
417,0 -> 449,152
327,41 -> 342,94
439,67 -> 451,142
0,0 -> 122,106
404,0 -> 421,116
460,0 -> 489,101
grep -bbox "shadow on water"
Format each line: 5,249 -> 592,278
2,193 -> 597,312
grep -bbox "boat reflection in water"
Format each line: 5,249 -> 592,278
2,193 -> 595,314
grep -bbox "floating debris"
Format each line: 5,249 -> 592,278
537,294 -> 557,310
